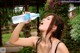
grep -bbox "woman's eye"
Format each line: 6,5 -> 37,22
47,18 -> 50,20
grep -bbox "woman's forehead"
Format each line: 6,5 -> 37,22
46,15 -> 54,18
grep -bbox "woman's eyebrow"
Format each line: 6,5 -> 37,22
47,17 -> 50,18
47,16 -> 51,19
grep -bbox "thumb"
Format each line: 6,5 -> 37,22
28,19 -> 31,22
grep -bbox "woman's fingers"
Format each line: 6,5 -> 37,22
28,19 -> 31,22
22,11 -> 30,14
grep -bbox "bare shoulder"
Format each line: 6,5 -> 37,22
51,38 -> 69,53
58,42 -> 69,53
28,36 -> 39,42
28,36 -> 40,45
29,36 -> 39,39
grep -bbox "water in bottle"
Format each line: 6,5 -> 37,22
12,13 -> 40,24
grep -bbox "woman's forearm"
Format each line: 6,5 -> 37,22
9,22 -> 25,43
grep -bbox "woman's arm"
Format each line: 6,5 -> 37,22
9,22 -> 25,43
9,22 -> 38,47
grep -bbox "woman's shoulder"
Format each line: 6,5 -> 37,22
57,42 -> 69,53
29,36 -> 39,38
28,36 -> 40,45
52,38 -> 69,53
51,38 -> 67,49
51,38 -> 69,53
28,36 -> 40,41
57,41 -> 68,49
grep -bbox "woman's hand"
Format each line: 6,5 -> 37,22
22,19 -> 31,24
22,11 -> 30,15
22,11 -> 31,24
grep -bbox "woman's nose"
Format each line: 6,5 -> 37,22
42,18 -> 46,21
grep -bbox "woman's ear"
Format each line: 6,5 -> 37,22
52,25 -> 57,32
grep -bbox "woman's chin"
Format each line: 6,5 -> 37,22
39,29 -> 45,32
39,28 -> 43,31
39,27 -> 47,32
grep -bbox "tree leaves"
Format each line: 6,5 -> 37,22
69,14 -> 80,41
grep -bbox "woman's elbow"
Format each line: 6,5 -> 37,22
9,40 -> 16,45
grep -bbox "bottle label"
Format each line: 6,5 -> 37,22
25,13 -> 30,21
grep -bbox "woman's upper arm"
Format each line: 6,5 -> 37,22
58,42 -> 69,53
11,36 -> 38,47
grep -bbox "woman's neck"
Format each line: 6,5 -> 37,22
41,32 -> 52,43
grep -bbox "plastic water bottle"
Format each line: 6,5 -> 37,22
12,13 -> 40,24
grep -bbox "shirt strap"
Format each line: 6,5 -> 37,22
55,41 -> 61,53
36,38 -> 41,53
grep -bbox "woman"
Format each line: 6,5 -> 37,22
9,13 -> 69,53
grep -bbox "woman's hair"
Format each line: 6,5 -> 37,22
45,13 -> 64,39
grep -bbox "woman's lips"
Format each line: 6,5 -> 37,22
40,22 -> 43,25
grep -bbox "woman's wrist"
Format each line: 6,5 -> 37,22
20,22 -> 26,24
19,22 -> 28,25
19,20 -> 31,25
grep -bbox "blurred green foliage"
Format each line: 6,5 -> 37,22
69,15 -> 80,41
18,46 -> 36,53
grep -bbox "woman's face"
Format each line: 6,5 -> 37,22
39,15 -> 54,32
